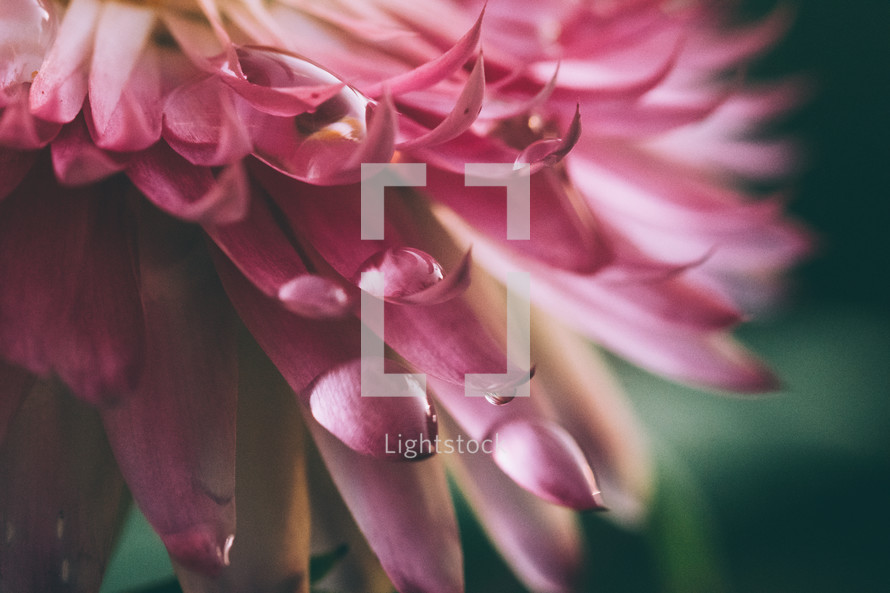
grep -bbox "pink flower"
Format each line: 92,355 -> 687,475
0,0 -> 809,592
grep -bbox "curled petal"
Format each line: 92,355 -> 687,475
363,8 -> 483,97
308,420 -> 464,593
396,54 -> 485,150
102,214 -> 237,577
515,104 -> 582,170
215,45 -> 345,117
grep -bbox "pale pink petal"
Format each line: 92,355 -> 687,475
29,0 -> 100,123
0,379 -> 128,593
163,76 -> 252,166
308,419 -> 463,593
0,87 -> 61,149
87,1 -> 156,144
102,216 -> 237,576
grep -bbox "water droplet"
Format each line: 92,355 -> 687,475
5,521 -> 14,543
60,558 -> 70,583
56,515 -> 64,540
222,534 -> 235,566
354,247 -> 444,299
484,388 -> 516,406
278,275 -> 352,317
0,0 -> 58,87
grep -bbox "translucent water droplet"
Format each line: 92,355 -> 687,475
354,247 -> 445,299
0,0 -> 58,88
278,275 -> 352,317
484,388 -> 516,406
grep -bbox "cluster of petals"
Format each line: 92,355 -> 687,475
0,0 -> 810,592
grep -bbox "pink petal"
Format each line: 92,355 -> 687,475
102,217 -> 237,577
362,8 -> 483,97
0,87 -> 61,149
162,76 -> 252,166
514,104 -> 582,170
396,54 -> 485,150
215,45 -> 346,117
127,142 -> 249,225
445,420 -> 586,593
0,379 -> 128,593
423,164 -> 607,273
51,114 -> 127,186
308,420 -> 464,593
0,166 -> 145,404
0,0 -> 58,91
29,0 -> 100,123
213,251 -> 435,458
0,148 -> 37,201
87,0 -> 156,145
258,174 -> 516,386
430,377 -> 603,510
205,192 -> 353,317
85,45 -> 163,152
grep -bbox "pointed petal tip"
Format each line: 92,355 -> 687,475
161,528 -> 235,577
491,419 -> 605,511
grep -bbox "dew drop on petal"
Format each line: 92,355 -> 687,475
354,247 -> 445,299
278,275 -> 352,318
484,388 -> 516,406
0,0 -> 57,89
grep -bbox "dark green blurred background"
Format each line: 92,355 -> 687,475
100,1 -> 890,592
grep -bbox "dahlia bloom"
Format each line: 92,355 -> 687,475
0,0 -> 808,592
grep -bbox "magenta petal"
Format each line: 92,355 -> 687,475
0,169 -> 145,404
52,114 -> 127,186
307,358 -> 438,459
308,421 -> 464,593
102,219 -> 237,577
0,380 -> 128,593
396,54 -> 485,150
492,419 -> 604,510
127,142 -> 249,225
363,7 -> 483,97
